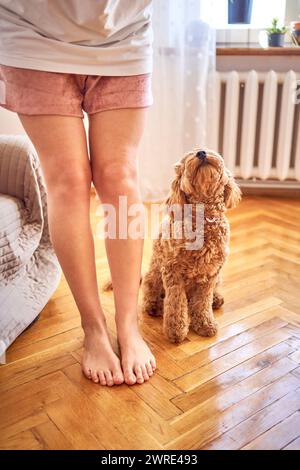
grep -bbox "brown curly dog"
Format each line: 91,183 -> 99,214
141,149 -> 241,343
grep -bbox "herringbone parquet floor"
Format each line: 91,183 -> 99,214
0,195 -> 300,450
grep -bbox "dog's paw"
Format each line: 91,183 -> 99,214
192,318 -> 218,337
165,329 -> 188,344
212,292 -> 224,309
163,322 -> 189,344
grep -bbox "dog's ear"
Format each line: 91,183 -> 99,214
224,170 -> 242,209
165,162 -> 187,206
174,161 -> 183,176
168,179 -> 187,206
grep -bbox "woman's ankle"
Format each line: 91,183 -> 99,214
116,314 -> 140,337
81,314 -> 108,335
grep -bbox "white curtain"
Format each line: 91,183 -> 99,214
139,0 -> 216,200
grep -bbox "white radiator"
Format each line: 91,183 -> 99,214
208,70 -> 300,185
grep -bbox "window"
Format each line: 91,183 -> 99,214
202,0 -> 287,29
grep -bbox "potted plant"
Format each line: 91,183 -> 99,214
266,18 -> 287,47
228,0 -> 253,25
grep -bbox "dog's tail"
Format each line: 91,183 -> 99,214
103,276 -> 143,292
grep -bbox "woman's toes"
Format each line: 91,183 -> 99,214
134,365 -> 144,384
83,366 -> 92,380
150,357 -> 156,371
113,370 -> 124,385
146,362 -> 153,376
105,370 -> 114,387
91,370 -> 99,383
141,365 -> 149,381
98,371 -> 107,386
124,368 -> 136,385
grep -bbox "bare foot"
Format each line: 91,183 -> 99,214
82,322 -> 124,386
117,321 -> 156,385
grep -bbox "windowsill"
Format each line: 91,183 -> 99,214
217,44 -> 300,55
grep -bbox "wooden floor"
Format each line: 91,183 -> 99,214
1,195 -> 300,450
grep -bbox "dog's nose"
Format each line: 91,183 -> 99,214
196,150 -> 207,161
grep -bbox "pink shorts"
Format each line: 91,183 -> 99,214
0,65 -> 153,118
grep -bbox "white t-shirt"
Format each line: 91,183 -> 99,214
0,0 -> 153,75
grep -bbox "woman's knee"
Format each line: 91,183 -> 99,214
93,159 -> 138,199
46,165 -> 92,201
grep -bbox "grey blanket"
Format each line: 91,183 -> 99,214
0,135 -> 61,360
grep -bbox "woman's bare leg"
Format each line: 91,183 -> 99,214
18,114 -> 123,386
89,108 -> 156,385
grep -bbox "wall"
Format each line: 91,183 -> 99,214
286,0 -> 300,23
